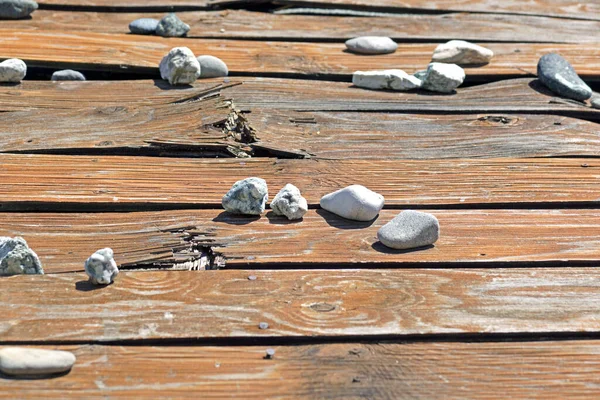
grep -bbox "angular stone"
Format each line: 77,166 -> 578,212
0,348 -> 75,376
377,210 -> 440,250
345,36 -> 397,55
432,40 -> 493,65
0,0 -> 37,20
537,53 -> 592,101
51,69 -> 86,81
85,248 -> 119,285
159,47 -> 201,85
197,55 -> 229,78
129,18 -> 159,35
320,185 -> 384,222
270,184 -> 308,220
0,58 -> 26,83
156,13 -> 190,38
421,62 -> 465,93
222,177 -> 268,215
352,69 -> 421,91
0,237 -> 43,276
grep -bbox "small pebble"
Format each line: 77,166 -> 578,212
0,236 -> 43,276
591,95 -> 600,109
377,210 -> 440,250
412,70 -> 428,80
197,55 -> 229,78
248,275 -> 257,281
352,69 -> 421,91
0,0 -> 37,20
537,53 -> 592,101
128,18 -> 159,35
0,347 -> 75,377
270,184 -> 308,220
156,13 -> 190,38
222,177 -> 268,215
85,248 -> 119,285
0,58 -> 26,83
320,185 -> 384,222
159,47 -> 201,86
345,36 -> 397,55
432,40 -> 493,65
259,322 -> 269,330
421,62 -> 465,93
264,348 -> 275,359
51,69 -> 85,81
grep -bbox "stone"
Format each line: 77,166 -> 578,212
0,58 -> 26,83
591,95 -> 600,109
412,70 -> 427,80
85,248 -> 119,285
432,40 -> 493,64
159,47 -> 201,85
270,184 -> 308,220
421,62 -> 465,93
320,185 -> 384,222
222,177 -> 268,215
51,69 -> 86,81
0,347 -> 75,376
537,53 -> 592,101
197,55 -> 229,78
0,0 -> 37,19
345,36 -> 397,55
129,18 -> 159,35
155,13 -> 190,37
352,69 -> 421,91
0,237 -> 43,276
377,210 -> 440,250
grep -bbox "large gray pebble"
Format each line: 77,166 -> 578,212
85,248 -> 119,285
271,184 -> 308,220
0,58 -> 26,83
129,18 -> 159,35
353,69 -> 421,91
320,185 -> 384,221
156,13 -> 190,37
0,347 -> 75,376
421,62 -> 465,93
222,177 -> 268,215
537,53 -> 592,101
0,0 -> 37,19
197,55 -> 228,78
432,40 -> 493,65
51,69 -> 85,81
159,47 -> 201,85
0,236 -> 43,276
345,36 -> 397,55
591,94 -> 600,109
377,210 -> 440,250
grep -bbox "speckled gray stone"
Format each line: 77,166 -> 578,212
0,58 -> 26,83
222,177 -> 268,215
129,18 -> 159,35
0,0 -> 37,19
421,62 -> 465,93
197,55 -> 228,78
156,13 -> 190,37
85,248 -> 119,285
320,185 -> 384,222
432,40 -> 493,65
270,184 -> 308,220
345,36 -> 397,55
352,69 -> 421,91
0,237 -> 43,276
537,53 -> 592,101
0,348 -> 75,376
159,47 -> 201,85
377,210 -> 440,250
51,69 -> 85,81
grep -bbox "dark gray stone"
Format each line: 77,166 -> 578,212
537,53 -> 592,101
156,13 -> 190,38
51,69 -> 86,81
129,18 -> 159,35
377,210 -> 440,250
0,0 -> 37,20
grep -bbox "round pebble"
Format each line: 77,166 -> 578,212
0,347 -> 75,376
0,0 -> 37,20
51,69 -> 86,81
377,210 -> 440,250
129,18 -> 159,35
197,55 -> 228,78
320,185 -> 384,222
259,322 -> 269,330
0,58 -> 26,83
537,53 -> 592,101
345,36 -> 397,55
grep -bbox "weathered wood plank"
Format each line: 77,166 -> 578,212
3,341 -> 600,398
3,209 -> 600,274
3,268 -> 600,341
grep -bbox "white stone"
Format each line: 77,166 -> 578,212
0,347 -> 75,376
421,62 -> 465,93
85,248 -> 119,285
222,177 -> 268,215
352,69 -> 421,91
0,58 -> 26,83
0,236 -> 43,276
432,40 -> 494,64
377,210 -> 440,250
270,184 -> 308,220
159,47 -> 201,85
51,69 -> 85,81
345,36 -> 398,55
197,55 -> 228,78
320,185 -> 384,221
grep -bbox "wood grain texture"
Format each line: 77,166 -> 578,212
3,341 -> 600,399
4,268 -> 600,341
3,209 -> 600,274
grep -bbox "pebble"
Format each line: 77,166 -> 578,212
377,210 -> 440,250
270,184 -> 308,220
129,18 -> 159,35
222,177 -> 269,215
320,185 -> 384,222
155,13 -> 190,37
51,69 -> 86,81
0,347 -> 75,377
421,62 -> 465,93
0,58 -> 26,83
352,69 -> 421,91
412,70 -> 428,81
0,0 -> 37,19
591,95 -> 600,109
0,236 -> 43,276
159,47 -> 201,85
197,55 -> 229,78
85,248 -> 119,285
345,36 -> 398,55
537,53 -> 592,101
432,40 -> 493,65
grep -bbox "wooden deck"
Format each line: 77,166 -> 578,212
1,1 -> 600,398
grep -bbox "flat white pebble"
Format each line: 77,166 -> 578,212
222,177 -> 268,215
432,40 -> 493,64
0,348 -> 75,376
197,55 -> 228,78
0,236 -> 43,276
421,62 -> 465,93
352,69 -> 421,91
345,36 -> 397,55
0,58 -> 26,83
270,184 -> 308,220
377,210 -> 440,250
159,47 -> 201,85
85,248 -> 119,285
320,185 -> 384,221
51,69 -> 85,81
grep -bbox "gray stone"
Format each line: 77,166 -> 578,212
591,95 -> 600,109
377,210 -> 440,250
129,18 -> 159,35
352,69 -> 421,91
432,40 -> 493,65
0,0 -> 37,20
345,36 -> 397,55
222,177 -> 268,215
0,347 -> 75,376
421,62 -> 465,93
159,47 -> 201,85
537,53 -> 592,101
156,13 -> 190,38
197,55 -> 228,78
270,184 -> 308,220
51,69 -> 85,81
412,70 -> 427,81
0,58 -> 26,83
320,185 -> 384,222
85,248 -> 119,285
0,237 -> 43,276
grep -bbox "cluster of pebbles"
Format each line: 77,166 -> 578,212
130,13 -> 190,38
159,47 -> 228,85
